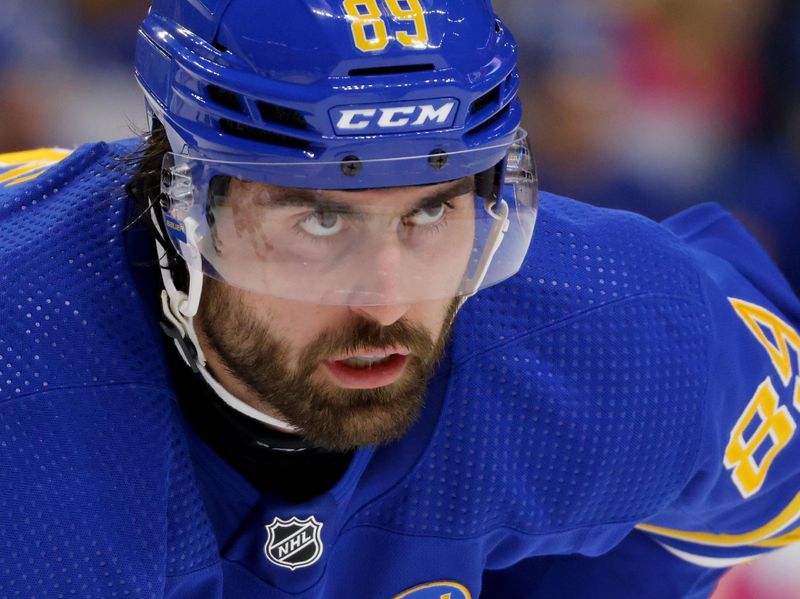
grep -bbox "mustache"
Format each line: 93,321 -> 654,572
297,316 -> 436,374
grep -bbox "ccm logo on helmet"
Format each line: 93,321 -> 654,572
331,99 -> 458,136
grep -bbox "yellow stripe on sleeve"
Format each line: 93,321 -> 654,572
0,148 -> 73,187
5,168 -> 51,187
636,491 -> 800,547
754,525 -> 800,548
0,148 -> 72,166
0,165 -> 51,186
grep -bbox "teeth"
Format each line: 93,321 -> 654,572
341,355 -> 392,368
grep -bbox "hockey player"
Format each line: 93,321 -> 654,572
1,1 -> 799,597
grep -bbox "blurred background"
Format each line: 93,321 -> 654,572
0,1 -> 798,596
1,0 -> 798,293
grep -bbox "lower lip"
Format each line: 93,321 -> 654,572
323,354 -> 408,389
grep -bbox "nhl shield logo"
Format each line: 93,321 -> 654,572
264,516 -> 324,570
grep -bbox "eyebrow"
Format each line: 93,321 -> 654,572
414,177 -> 476,211
266,177 -> 476,213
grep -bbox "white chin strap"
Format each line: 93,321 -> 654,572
152,211 -> 299,434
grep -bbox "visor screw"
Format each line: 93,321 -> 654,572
341,156 -> 362,176
428,150 -> 448,169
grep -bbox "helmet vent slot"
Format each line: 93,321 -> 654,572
257,101 -> 310,130
219,119 -> 312,151
348,63 -> 435,77
208,85 -> 244,114
466,103 -> 511,138
469,85 -> 501,115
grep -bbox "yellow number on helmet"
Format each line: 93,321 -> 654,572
343,0 -> 389,52
724,377 -> 797,498
385,0 -> 429,48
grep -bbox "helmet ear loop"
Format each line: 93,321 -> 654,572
151,189 -> 300,433
180,217 -> 204,318
460,159 -> 510,298
462,197 -> 510,298
154,157 -> 204,319
150,200 -> 208,368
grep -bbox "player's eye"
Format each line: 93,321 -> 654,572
298,210 -> 344,237
404,202 -> 450,227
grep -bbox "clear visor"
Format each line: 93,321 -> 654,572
160,131 -> 537,306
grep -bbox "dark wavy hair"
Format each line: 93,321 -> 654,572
125,124 -> 189,290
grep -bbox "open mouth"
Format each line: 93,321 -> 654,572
323,351 -> 409,389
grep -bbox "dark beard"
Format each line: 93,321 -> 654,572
196,277 -> 458,451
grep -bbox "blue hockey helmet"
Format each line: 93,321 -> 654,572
135,0 -> 537,307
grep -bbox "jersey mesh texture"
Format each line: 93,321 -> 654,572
0,142 -> 218,596
353,194 -> 711,542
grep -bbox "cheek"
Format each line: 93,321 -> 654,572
409,299 -> 455,339
240,294 -> 339,355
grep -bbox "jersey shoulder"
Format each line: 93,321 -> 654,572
0,139 -> 140,199
358,196 -> 800,562
0,138 -> 154,395
635,204 -> 800,567
356,194 -> 714,556
0,140 -> 219,595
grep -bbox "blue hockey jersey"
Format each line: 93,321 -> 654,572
1,140 -> 799,598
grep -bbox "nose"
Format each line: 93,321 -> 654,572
349,301 -> 411,327
346,235 -> 411,326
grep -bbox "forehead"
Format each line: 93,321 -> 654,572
228,176 -> 475,209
